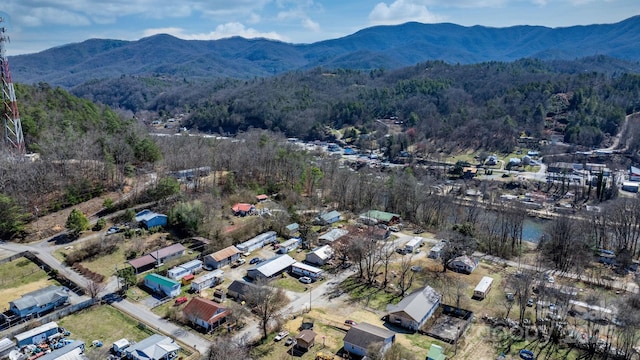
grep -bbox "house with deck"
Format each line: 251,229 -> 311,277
343,322 -> 395,358
386,286 -> 441,331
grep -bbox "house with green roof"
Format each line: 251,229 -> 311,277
143,273 -> 181,297
427,344 -> 446,360
359,210 -> 401,225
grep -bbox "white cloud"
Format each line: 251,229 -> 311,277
142,23 -> 287,41
303,18 -> 320,32
368,0 -> 444,25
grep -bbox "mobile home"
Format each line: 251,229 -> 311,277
236,231 -> 277,253
190,270 -> 224,292
404,237 -> 423,253
291,262 -> 324,280
473,276 -> 493,300
278,238 -> 301,254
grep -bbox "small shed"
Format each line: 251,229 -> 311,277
427,344 -> 446,360
429,242 -> 445,259
286,223 -> 300,236
14,322 -> 59,347
256,194 -> 269,202
295,330 -> 316,350
181,273 -> 195,285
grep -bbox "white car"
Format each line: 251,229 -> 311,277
274,331 -> 289,341
299,276 -> 313,284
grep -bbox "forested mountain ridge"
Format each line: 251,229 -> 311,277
9,16 -> 640,88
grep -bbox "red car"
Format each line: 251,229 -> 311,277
174,297 -> 188,306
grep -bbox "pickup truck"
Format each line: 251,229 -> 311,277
274,331 -> 289,341
232,258 -> 246,268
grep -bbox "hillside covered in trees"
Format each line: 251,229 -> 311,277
73,57 -> 640,154
0,84 -> 161,239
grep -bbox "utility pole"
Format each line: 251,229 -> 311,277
0,17 -> 25,155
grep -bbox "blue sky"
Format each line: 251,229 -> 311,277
1,0 -> 638,55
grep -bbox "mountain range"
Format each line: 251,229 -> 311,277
9,16 -> 640,88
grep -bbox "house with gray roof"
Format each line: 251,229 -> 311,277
123,334 -> 180,360
343,322 -> 395,357
9,286 -> 68,319
315,210 -> 341,225
318,228 -> 349,245
246,254 -> 296,281
386,286 -> 441,331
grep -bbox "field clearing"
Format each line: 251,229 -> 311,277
57,305 -> 157,358
0,258 -> 57,310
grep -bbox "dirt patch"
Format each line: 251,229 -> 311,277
0,278 -> 55,311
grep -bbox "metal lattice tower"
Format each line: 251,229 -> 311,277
0,17 -> 25,155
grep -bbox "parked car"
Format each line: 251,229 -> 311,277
274,331 -> 289,341
249,257 -> 261,265
389,226 -> 399,232
106,226 -> 120,235
232,258 -> 246,267
174,297 -> 188,306
284,337 -> 295,346
344,320 -> 357,326
527,298 -> 534,307
410,265 -> 423,272
299,276 -> 313,284
413,228 -> 425,234
506,292 -> 515,302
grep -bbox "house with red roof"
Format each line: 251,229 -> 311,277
182,297 -> 231,332
231,203 -> 255,216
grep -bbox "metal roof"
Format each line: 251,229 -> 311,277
343,322 -> 395,348
386,286 -> 441,323
11,286 -> 67,311
248,254 -> 295,277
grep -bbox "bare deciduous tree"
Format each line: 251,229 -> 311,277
246,279 -> 289,339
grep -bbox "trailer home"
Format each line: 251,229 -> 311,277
473,276 -> 493,300
291,262 -> 324,280
190,270 -> 224,292
404,237 -> 423,253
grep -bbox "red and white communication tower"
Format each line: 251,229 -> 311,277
0,17 -> 25,155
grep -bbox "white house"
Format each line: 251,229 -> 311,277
236,231 -> 277,253
305,245 -> 334,266
247,254 -> 296,281
190,270 -> 224,292
124,334 -> 180,360
143,273 -> 181,297
277,238 -> 301,254
386,286 -> 441,331
404,237 -> 423,253
291,262 -> 324,280
343,322 -> 395,358
447,255 -> 478,274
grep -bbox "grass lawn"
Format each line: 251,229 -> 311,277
0,257 -> 58,310
58,305 -> 156,358
273,275 -> 309,293
341,277 -> 402,311
0,257 -> 50,290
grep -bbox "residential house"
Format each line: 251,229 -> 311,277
190,270 -> 224,292
134,209 -> 168,229
344,225 -> 390,241
386,286 -> 441,331
14,322 -> 60,347
295,330 -> 316,350
343,322 -> 395,358
182,297 -> 230,332
285,223 -> 299,236
128,244 -> 186,274
315,210 -> 342,225
39,341 -> 86,360
318,228 -> 349,245
359,210 -> 401,225
231,203 -> 255,216
462,167 -> 478,179
305,245 -> 334,266
10,286 -> 68,319
247,254 -> 296,281
123,334 -> 180,360
428,241 -> 446,259
226,280 -> 258,301
203,246 -> 241,269
277,238 -> 301,254
143,273 -> 181,297
622,181 -> 639,193
236,231 -> 277,253
256,194 -> 269,202
447,255 -> 479,274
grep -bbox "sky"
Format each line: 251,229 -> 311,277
1,0 -> 638,56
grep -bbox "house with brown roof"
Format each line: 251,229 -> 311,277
128,243 -> 187,274
182,297 -> 231,332
203,246 -> 242,269
295,330 -> 316,350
